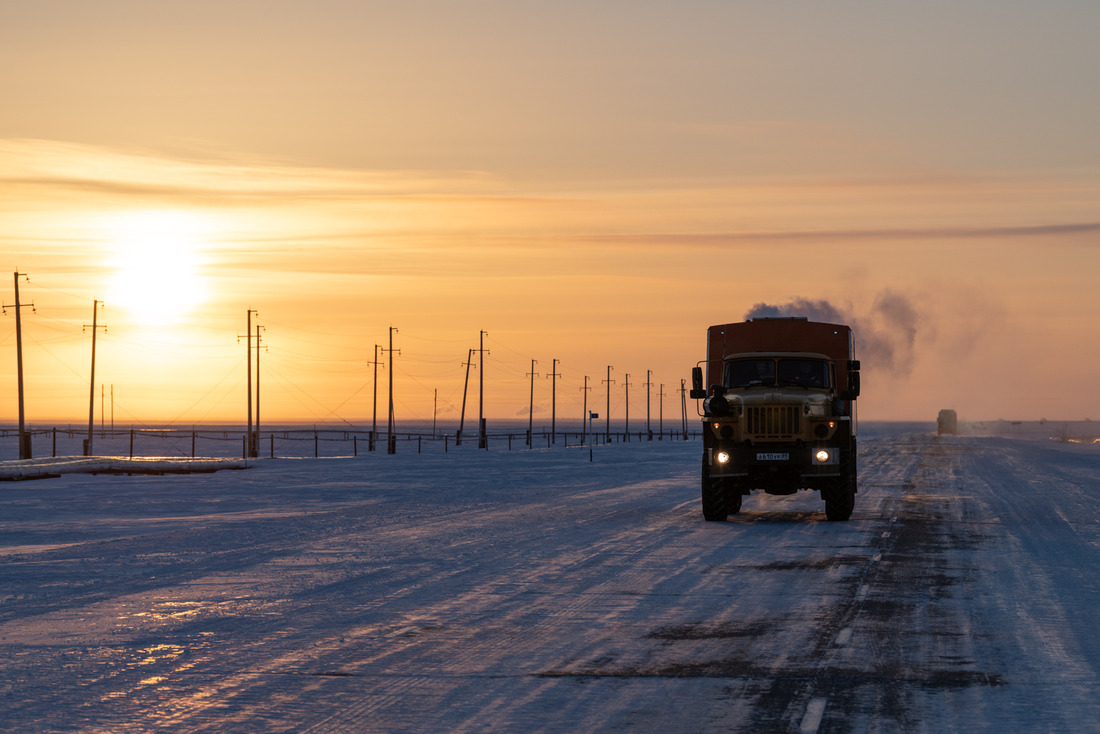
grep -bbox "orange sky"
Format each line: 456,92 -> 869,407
3,2 -> 1099,426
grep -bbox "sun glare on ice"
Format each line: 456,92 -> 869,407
105,211 -> 211,325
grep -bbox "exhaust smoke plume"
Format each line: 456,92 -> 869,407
744,291 -> 919,377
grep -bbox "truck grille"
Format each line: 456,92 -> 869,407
746,405 -> 800,439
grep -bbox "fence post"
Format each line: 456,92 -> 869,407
130,428 -> 135,458
354,436 -> 358,457
314,432 -> 319,458
52,428 -> 57,458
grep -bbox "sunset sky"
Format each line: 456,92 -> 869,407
3,0 -> 1099,427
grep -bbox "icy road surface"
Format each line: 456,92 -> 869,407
2,430 -> 1099,732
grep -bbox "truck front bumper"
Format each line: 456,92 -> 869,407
706,444 -> 842,479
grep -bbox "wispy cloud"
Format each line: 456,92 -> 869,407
0,139 -> 498,201
588,222 -> 1100,246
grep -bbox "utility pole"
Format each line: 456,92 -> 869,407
547,358 -> 561,444
644,369 -> 653,440
580,375 -> 591,445
368,344 -> 382,450
624,373 -> 632,439
100,385 -> 104,431
478,330 -> 488,449
4,272 -> 34,459
385,327 -> 400,453
254,323 -> 265,457
111,384 -> 114,430
681,378 -> 688,439
239,309 -> 258,457
603,365 -> 614,444
433,388 -> 438,437
659,383 -> 665,439
527,359 -> 538,446
457,348 -> 474,446
84,300 -> 106,456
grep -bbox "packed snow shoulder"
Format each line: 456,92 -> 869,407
0,455 -> 247,480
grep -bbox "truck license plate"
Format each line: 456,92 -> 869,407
757,452 -> 790,461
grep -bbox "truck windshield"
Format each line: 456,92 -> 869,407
725,358 -> 830,389
725,359 -> 775,388
777,359 -> 830,388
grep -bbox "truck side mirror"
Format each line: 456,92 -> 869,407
848,359 -> 861,371
689,366 -> 707,399
846,371 -> 860,399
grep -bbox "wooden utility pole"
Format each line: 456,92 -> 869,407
254,323 -> 264,457
681,378 -> 688,439
433,388 -> 438,437
645,369 -> 653,440
84,300 -> 105,456
4,272 -> 34,459
603,366 -> 614,443
547,358 -> 561,444
385,327 -> 399,454
478,330 -> 488,449
624,373 -> 632,439
240,309 -> 257,456
580,375 -> 591,445
526,359 -> 538,446
457,348 -> 474,446
368,344 -> 382,450
659,383 -> 665,438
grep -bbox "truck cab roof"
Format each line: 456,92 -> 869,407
722,352 -> 833,362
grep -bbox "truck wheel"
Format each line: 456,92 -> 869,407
824,465 -> 855,521
727,486 -> 743,515
701,459 -> 730,521
702,476 -> 728,521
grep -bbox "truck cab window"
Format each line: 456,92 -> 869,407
777,359 -> 829,388
725,359 -> 776,388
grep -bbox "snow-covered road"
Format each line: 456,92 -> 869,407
2,430 -> 1098,732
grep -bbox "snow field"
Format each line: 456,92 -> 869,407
1,430 -> 1099,732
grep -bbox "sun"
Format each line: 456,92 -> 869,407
104,210 -> 211,325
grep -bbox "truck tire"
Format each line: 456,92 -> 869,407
727,484 -> 743,515
702,478 -> 727,521
824,455 -> 856,521
701,459 -> 735,521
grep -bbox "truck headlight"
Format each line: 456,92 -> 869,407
716,451 -> 731,464
814,449 -> 831,463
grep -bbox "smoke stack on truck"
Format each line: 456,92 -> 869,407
690,317 -> 860,521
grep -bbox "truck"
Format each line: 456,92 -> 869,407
937,409 -> 958,435
689,317 -> 860,521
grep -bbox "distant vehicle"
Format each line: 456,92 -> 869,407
690,318 -> 860,521
938,409 -> 958,435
